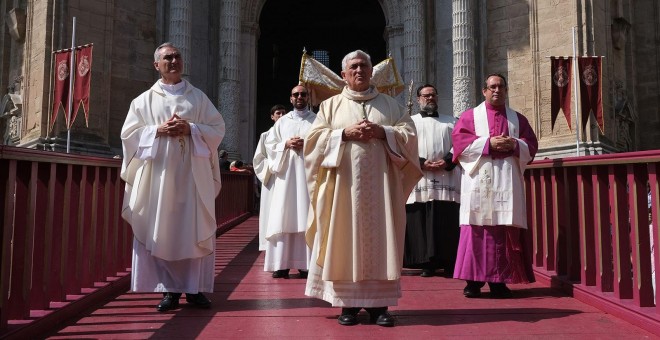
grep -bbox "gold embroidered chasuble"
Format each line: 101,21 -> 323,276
304,86 -> 422,283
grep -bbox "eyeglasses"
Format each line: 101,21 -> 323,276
161,53 -> 181,61
419,93 -> 437,98
291,92 -> 308,98
486,85 -> 506,91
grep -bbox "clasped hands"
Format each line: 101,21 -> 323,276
157,113 -> 190,137
489,133 -> 516,152
342,119 -> 385,142
422,159 -> 448,171
286,136 -> 304,150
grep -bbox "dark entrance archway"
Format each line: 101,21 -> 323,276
256,0 -> 386,138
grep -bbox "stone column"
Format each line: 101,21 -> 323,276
452,0 -> 476,117
169,0 -> 192,78
240,22 -> 259,161
403,0 -> 425,98
218,0 -> 240,155
384,24 -> 405,105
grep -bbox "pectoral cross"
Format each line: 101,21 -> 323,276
361,101 -> 367,120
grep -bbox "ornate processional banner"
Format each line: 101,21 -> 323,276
298,52 -> 405,107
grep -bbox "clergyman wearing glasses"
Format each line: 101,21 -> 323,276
262,84 -> 316,280
451,73 -> 539,299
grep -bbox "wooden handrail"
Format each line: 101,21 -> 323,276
2,145 -> 659,335
526,149 -> 660,334
0,146 -> 255,338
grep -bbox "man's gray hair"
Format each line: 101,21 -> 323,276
341,50 -> 372,70
154,42 -> 178,62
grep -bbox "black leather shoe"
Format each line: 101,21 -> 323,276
488,283 -> 513,299
366,307 -> 394,327
463,281 -> 485,298
376,312 -> 395,327
337,307 -> 360,326
272,269 -> 290,278
186,293 -> 212,308
156,292 -> 181,312
298,270 -> 308,279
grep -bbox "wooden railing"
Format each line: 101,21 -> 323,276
0,146 -> 254,339
216,170 -> 255,232
526,149 -> 660,334
3,145 -> 659,336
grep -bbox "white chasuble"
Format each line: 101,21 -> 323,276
120,80 -> 225,292
262,110 -> 316,271
303,86 -> 422,306
264,110 -> 316,238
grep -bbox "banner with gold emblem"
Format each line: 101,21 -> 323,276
71,44 -> 93,128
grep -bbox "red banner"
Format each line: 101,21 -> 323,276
71,45 -> 93,128
550,57 -> 572,131
578,57 -> 604,133
51,50 -> 71,130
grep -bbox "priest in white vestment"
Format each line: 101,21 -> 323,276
304,50 -> 422,327
253,104 -> 286,251
404,84 -> 461,278
121,42 -> 225,312
451,73 -> 538,299
262,85 -> 315,279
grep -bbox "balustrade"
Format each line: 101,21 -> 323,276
2,145 -> 659,336
0,146 -> 254,338
527,150 -> 660,332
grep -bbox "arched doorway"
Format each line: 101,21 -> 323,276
255,0 -> 386,137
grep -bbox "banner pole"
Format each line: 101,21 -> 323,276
572,26 -> 580,156
66,17 -> 76,153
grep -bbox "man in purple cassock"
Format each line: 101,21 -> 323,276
451,73 -> 538,298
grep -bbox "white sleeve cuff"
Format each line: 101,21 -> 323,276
136,126 -> 159,160
190,123 -> 211,157
321,129 -> 345,168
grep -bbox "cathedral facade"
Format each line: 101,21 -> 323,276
0,0 -> 658,160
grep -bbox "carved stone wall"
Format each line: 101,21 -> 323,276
631,0 -> 660,150
20,0 -> 48,145
6,0 -> 660,158
13,0 -> 160,155
518,0 -> 614,157
219,0 -> 241,155
609,2 -> 635,152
